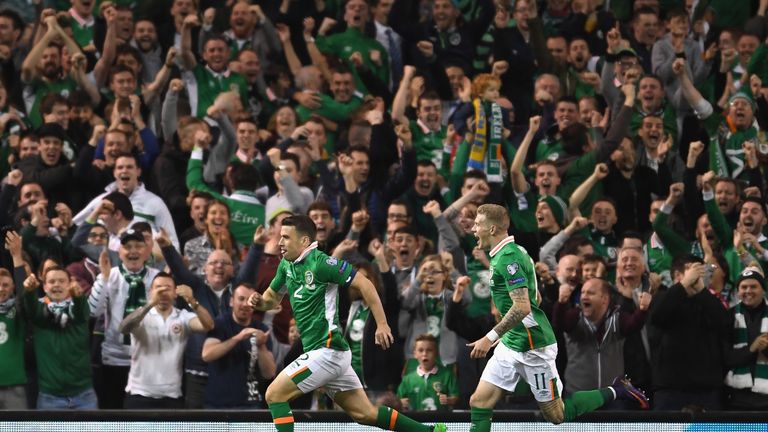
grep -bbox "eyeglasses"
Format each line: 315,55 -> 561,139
88,233 -> 109,239
207,260 -> 233,267
387,213 -> 408,221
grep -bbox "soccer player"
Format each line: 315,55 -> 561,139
467,204 -> 649,431
249,215 -> 446,432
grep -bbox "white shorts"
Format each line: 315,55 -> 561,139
480,343 -> 563,403
282,348 -> 362,397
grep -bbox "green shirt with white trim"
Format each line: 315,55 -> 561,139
183,65 -> 249,118
186,150 -> 265,245
396,364 -> 458,411
489,236 -> 556,352
270,243 -> 356,352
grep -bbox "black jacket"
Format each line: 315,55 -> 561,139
648,283 -> 731,391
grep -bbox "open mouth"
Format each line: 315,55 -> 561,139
743,218 -> 755,230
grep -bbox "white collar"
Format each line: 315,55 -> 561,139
489,236 -> 516,258
416,365 -> 438,377
294,242 -> 318,263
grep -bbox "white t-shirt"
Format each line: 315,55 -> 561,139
125,307 -> 197,398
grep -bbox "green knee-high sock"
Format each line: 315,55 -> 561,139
375,405 -> 431,432
469,407 -> 493,432
563,388 -> 613,422
268,402 -> 294,432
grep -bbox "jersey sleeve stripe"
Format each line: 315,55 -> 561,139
274,416 -> 294,425
389,409 -> 399,429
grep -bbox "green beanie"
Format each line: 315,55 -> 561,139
539,195 -> 568,228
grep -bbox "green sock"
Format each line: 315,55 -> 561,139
268,402 -> 294,432
375,405 -> 431,432
563,389 -> 612,422
469,406 -> 493,432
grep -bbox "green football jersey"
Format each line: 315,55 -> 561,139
396,365 -> 458,411
0,308 -> 27,386
345,300 -> 370,382
489,236 -> 556,352
270,243 -> 355,352
410,120 -> 448,177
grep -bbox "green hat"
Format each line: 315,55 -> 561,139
728,90 -> 756,112
615,47 -> 638,59
539,195 -> 568,228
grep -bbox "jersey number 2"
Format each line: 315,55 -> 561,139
294,285 -> 303,299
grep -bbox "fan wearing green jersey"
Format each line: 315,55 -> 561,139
466,204 -> 649,431
249,215 -> 446,432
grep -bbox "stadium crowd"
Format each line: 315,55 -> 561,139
1,0 -> 768,413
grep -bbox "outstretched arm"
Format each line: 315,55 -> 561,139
569,163 -> 609,218
391,65 -> 416,125
675,58 -> 713,119
510,116 -> 541,193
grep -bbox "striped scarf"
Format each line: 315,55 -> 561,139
725,300 -> 768,393
40,297 -> 74,328
467,99 -> 503,183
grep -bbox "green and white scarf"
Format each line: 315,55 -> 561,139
725,299 -> 768,393
39,297 -> 74,328
467,99 -> 504,183
0,298 -> 15,315
119,264 -> 147,344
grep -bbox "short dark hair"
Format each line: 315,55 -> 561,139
282,215 -> 317,241
559,234 -> 592,258
229,162 -> 260,191
68,90 -> 92,108
416,160 -> 437,171
307,201 -> 332,215
114,152 -> 141,168
109,64 -> 136,83
347,144 -> 369,157
281,151 -> 301,172
0,9 -> 24,35
152,271 -> 175,285
556,96 -> 579,109
671,254 -> 703,278
203,33 -> 229,50
462,169 -> 488,186
415,333 -> 438,347
418,90 -> 441,108
664,7 -> 688,22
582,254 -> 606,266
40,93 -> 68,116
115,44 -> 143,64
393,225 -> 418,239
561,122 -> 590,156
104,191 -> 134,220
330,63 -> 353,76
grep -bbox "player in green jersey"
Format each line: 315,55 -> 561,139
249,215 -> 446,432
466,204 -> 649,431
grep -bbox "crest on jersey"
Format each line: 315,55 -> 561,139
506,263 -> 519,275
305,271 -> 314,286
326,257 -> 338,266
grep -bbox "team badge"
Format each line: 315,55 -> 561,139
171,323 -> 183,335
507,263 -> 519,275
305,271 -> 314,285
449,32 -> 461,46
326,257 -> 338,266
432,382 -> 442,393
